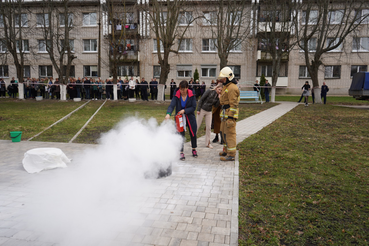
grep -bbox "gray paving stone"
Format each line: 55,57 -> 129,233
0,102 -> 298,246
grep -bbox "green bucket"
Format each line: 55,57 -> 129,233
10,131 -> 22,142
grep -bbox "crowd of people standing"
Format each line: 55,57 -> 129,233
0,76 -> 210,101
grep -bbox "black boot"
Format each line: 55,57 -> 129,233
212,134 -> 219,143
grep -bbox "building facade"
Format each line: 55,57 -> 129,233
1,0 -> 369,95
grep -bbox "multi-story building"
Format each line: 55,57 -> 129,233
1,0 -> 368,96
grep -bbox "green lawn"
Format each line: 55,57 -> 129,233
0,98 -> 275,143
238,103 -> 369,245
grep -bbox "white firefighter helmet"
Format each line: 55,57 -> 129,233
218,67 -> 234,81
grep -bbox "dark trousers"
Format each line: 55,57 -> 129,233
179,123 -> 197,152
265,90 -> 269,102
321,94 -> 327,104
85,88 -> 90,99
76,88 -> 81,98
151,89 -> 158,100
129,89 -> 135,98
141,89 -> 148,101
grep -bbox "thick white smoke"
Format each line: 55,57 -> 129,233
22,117 -> 182,246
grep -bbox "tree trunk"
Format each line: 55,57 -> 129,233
309,61 -> 322,104
271,87 -> 276,103
159,60 -> 170,85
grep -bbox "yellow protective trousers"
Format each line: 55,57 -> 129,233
220,118 -> 237,157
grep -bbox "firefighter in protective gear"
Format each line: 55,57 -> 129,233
218,67 -> 240,161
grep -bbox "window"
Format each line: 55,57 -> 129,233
325,65 -> 341,79
178,39 -> 192,52
229,65 -> 241,79
36,13 -> 49,27
327,38 -> 342,52
178,12 -> 193,25
84,65 -> 98,77
38,40 -> 51,52
203,11 -> 217,25
260,65 -> 273,77
230,40 -> 242,52
302,10 -> 318,24
83,39 -> 97,52
0,14 -> 4,28
153,39 -> 164,52
16,40 -> 29,52
39,65 -> 52,78
153,65 -> 161,78
160,12 -> 167,25
202,39 -> 216,52
23,66 -> 30,78
59,13 -> 73,27
62,65 -> 75,77
350,65 -> 367,77
300,38 -> 317,52
15,14 -> 28,27
0,40 -> 6,53
299,66 -> 310,78
353,37 -> 369,51
0,65 -> 9,78
355,9 -> 369,24
328,10 -> 343,24
83,13 -> 97,26
60,39 -> 74,52
177,65 -> 192,77
118,66 -> 134,76
229,11 -> 241,26
201,65 -> 216,77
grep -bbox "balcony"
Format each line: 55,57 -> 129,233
108,23 -> 139,36
110,50 -> 139,63
257,22 -> 293,33
257,50 -> 288,61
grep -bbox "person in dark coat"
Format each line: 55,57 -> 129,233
196,83 -> 222,149
170,79 -> 176,99
150,78 -> 158,100
165,80 -> 198,161
321,81 -> 329,104
264,80 -> 271,103
84,77 -> 91,99
140,77 -> 149,101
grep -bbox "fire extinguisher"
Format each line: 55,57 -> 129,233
175,114 -> 184,132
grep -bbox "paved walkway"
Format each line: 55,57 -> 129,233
0,102 -> 298,246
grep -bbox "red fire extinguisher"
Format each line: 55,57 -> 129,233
175,114 -> 184,132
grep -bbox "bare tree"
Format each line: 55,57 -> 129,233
296,0 -> 369,103
105,0 -> 138,84
139,0 -> 199,84
254,0 -> 300,102
38,0 -> 76,84
0,0 -> 31,84
201,0 -> 251,69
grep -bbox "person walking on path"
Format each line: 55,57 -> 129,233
321,82 -> 329,104
196,83 -> 222,149
218,67 -> 240,161
300,81 -> 311,106
264,80 -> 271,102
165,80 -> 198,161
